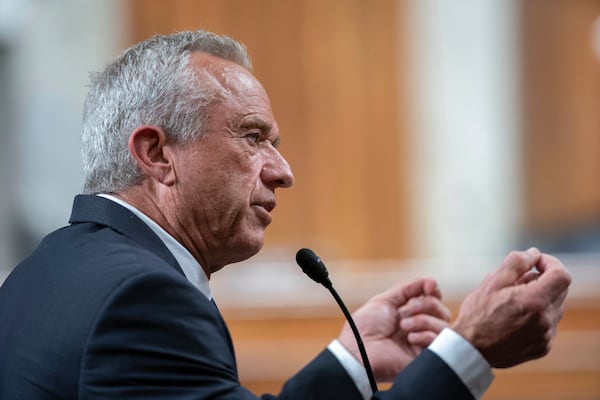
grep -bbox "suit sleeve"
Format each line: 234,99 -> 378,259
372,349 -> 475,400
79,270 -> 363,400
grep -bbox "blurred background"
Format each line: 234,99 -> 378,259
0,0 -> 598,398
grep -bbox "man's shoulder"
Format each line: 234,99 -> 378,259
2,220 -> 187,308
0,221 -> 210,400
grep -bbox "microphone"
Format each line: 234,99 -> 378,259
295,248 -> 378,394
295,248 -> 332,288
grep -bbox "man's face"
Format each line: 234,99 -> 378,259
170,53 -> 294,271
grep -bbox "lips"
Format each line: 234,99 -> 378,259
262,201 -> 275,213
254,200 -> 275,213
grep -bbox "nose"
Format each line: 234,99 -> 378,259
262,146 -> 295,189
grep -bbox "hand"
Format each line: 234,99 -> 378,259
452,248 -> 571,368
337,278 -> 451,382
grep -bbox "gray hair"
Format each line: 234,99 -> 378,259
81,30 -> 251,194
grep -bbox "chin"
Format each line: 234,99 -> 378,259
242,241 -> 264,260
226,236 -> 264,264
209,242 -> 263,274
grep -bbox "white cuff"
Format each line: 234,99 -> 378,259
327,339 -> 372,400
428,328 -> 494,399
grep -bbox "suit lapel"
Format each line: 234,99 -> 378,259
210,298 -> 238,370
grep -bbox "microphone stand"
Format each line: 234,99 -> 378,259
324,281 -> 379,394
296,248 -> 378,394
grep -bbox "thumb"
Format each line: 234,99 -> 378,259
490,247 -> 541,290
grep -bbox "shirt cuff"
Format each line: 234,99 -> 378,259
327,339 -> 372,400
428,328 -> 494,399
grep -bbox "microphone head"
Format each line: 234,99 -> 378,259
296,248 -> 332,288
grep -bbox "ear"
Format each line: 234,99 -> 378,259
128,125 -> 176,186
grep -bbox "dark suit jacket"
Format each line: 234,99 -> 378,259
0,195 -> 473,399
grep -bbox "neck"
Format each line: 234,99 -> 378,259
113,187 -> 218,278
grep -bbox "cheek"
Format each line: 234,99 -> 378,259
195,171 -> 252,220
215,156 -> 262,200
178,151 -> 261,221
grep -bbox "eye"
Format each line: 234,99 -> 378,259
246,132 -> 261,143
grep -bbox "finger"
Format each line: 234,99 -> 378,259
374,278 -> 442,308
400,314 -> 449,335
422,278 -> 443,299
553,284 -> 570,310
517,270 -> 540,285
529,254 -> 572,303
399,296 -> 451,322
407,330 -> 438,348
491,247 -> 541,290
379,278 -> 437,305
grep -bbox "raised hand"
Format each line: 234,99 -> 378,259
452,248 -> 571,368
337,278 -> 451,382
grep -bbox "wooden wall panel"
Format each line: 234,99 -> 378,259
122,3 -> 600,399
220,298 -> 600,399
126,0 -> 410,260
521,0 -> 600,237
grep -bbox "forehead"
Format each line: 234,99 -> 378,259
190,52 -> 269,105
190,52 -> 278,134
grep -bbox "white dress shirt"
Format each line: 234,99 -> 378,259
98,194 -> 493,399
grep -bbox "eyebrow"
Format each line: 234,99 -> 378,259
240,116 -> 272,131
240,117 -> 281,147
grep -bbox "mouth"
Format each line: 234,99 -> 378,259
251,200 -> 276,225
253,200 -> 276,213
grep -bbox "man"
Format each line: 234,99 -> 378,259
0,30 -> 570,399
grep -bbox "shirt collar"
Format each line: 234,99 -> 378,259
97,194 -> 211,300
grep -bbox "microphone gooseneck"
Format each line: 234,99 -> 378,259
295,248 -> 378,394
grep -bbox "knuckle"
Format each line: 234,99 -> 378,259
421,296 -> 436,309
505,251 -> 521,264
508,250 -> 521,258
549,267 -> 572,287
559,268 -> 572,286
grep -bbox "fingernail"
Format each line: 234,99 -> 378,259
527,247 -> 540,256
399,306 -> 411,319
